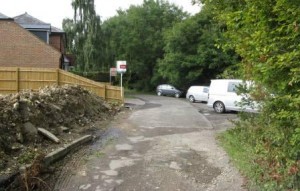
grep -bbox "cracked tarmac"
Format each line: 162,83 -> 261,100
53,95 -> 246,191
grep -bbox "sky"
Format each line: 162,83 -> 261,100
1,0 -> 201,29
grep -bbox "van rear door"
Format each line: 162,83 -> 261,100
200,87 -> 209,102
225,81 -> 242,110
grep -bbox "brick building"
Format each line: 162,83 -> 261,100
0,12 -> 72,69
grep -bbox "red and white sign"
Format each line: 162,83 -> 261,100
110,67 -> 117,76
116,61 -> 127,73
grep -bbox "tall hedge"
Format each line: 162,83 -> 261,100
197,0 -> 300,189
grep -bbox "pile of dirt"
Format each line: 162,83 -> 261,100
0,85 -> 122,181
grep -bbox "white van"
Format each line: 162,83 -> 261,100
186,86 -> 209,102
207,79 -> 258,113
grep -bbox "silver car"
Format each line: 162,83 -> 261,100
186,86 -> 209,103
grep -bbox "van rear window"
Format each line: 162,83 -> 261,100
227,82 -> 240,93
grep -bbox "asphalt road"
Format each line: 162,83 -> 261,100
189,99 -> 239,132
54,94 -> 245,191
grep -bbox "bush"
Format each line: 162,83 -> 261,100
222,103 -> 300,190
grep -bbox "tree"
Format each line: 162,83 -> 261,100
63,0 -> 103,72
195,0 -> 300,189
157,5 -> 239,89
102,0 -> 188,91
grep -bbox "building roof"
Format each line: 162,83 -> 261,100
0,12 -> 12,20
14,12 -> 51,30
51,26 -> 64,33
13,12 -> 64,33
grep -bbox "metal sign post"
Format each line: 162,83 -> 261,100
116,61 -> 127,100
120,73 -> 123,99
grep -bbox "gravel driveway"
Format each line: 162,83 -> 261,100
54,95 -> 246,191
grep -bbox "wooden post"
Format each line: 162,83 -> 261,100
56,69 -> 59,86
104,84 -> 107,100
16,67 -> 19,93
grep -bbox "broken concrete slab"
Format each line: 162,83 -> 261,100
43,135 -> 92,166
38,128 -> 60,144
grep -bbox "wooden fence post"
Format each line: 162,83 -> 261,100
56,69 -> 60,86
16,67 -> 19,93
104,84 -> 107,100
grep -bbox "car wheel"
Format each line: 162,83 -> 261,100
157,91 -> 162,96
189,96 -> 195,103
213,101 -> 225,113
175,93 -> 180,98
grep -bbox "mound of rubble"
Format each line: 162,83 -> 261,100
0,85 -> 121,180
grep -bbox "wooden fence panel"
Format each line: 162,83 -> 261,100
0,67 -> 123,102
18,68 -> 57,91
59,70 -> 107,98
106,85 -> 124,102
0,68 -> 18,93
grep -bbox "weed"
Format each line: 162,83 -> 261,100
93,151 -> 105,158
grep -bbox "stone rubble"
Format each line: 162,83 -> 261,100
0,84 -> 121,180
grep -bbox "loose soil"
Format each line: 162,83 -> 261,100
0,85 -> 122,190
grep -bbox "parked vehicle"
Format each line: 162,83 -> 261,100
156,84 -> 182,98
186,86 -> 209,103
207,79 -> 259,113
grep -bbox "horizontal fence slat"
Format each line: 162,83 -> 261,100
0,79 -> 16,81
0,88 -> 17,91
19,80 -> 57,82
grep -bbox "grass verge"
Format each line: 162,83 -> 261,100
218,128 -> 262,191
218,126 -> 300,191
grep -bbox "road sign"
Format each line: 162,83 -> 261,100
110,67 -> 117,76
116,61 -> 127,73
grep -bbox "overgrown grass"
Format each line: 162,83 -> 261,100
219,120 -> 300,191
218,127 -> 262,190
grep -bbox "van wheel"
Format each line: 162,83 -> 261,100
157,91 -> 162,96
175,93 -> 180,98
189,96 -> 195,102
213,101 -> 225,113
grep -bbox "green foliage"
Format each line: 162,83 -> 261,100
157,5 -> 239,89
64,0 -> 238,91
63,0 -> 103,72
102,0 -> 188,91
71,70 -> 110,82
195,0 -> 300,189
17,149 -> 37,165
218,127 -> 262,190
222,111 -> 300,190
